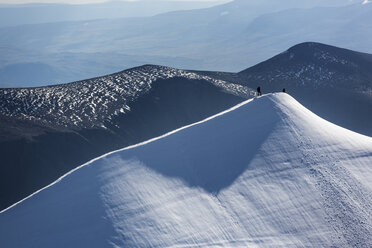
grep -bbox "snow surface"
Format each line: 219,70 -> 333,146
1,93 -> 372,247
0,65 -> 251,129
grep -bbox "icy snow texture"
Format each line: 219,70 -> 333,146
1,93 -> 372,247
0,65 -> 251,129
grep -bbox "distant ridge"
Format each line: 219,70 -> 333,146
240,42 -> 372,89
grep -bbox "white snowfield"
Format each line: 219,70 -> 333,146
1,93 -> 372,248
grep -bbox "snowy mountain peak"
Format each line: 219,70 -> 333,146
1,93 -> 372,247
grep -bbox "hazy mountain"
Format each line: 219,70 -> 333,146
1,93 -> 371,247
0,65 -> 250,210
0,0 -> 230,27
234,2 -> 372,66
1,0 -> 369,87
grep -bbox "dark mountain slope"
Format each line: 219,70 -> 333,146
240,42 -> 372,90
0,65 -> 250,210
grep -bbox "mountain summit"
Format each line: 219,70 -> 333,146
1,93 -> 371,247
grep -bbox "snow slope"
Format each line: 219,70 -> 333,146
1,93 -> 372,247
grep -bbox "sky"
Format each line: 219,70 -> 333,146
0,0 -> 228,4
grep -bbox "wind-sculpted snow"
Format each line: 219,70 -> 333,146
1,93 -> 371,247
0,65 -> 252,129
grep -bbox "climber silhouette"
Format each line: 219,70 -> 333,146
257,86 -> 262,96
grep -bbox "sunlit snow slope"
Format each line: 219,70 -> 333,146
1,93 -> 372,247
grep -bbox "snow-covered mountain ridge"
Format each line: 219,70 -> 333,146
0,65 -> 251,129
1,93 -> 371,247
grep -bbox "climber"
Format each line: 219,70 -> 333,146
257,86 -> 262,96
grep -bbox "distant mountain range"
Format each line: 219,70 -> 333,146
0,0 -> 370,87
0,0 -> 229,27
0,65 -> 250,210
2,93 -> 372,247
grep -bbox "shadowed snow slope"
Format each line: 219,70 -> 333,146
1,93 -> 372,247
